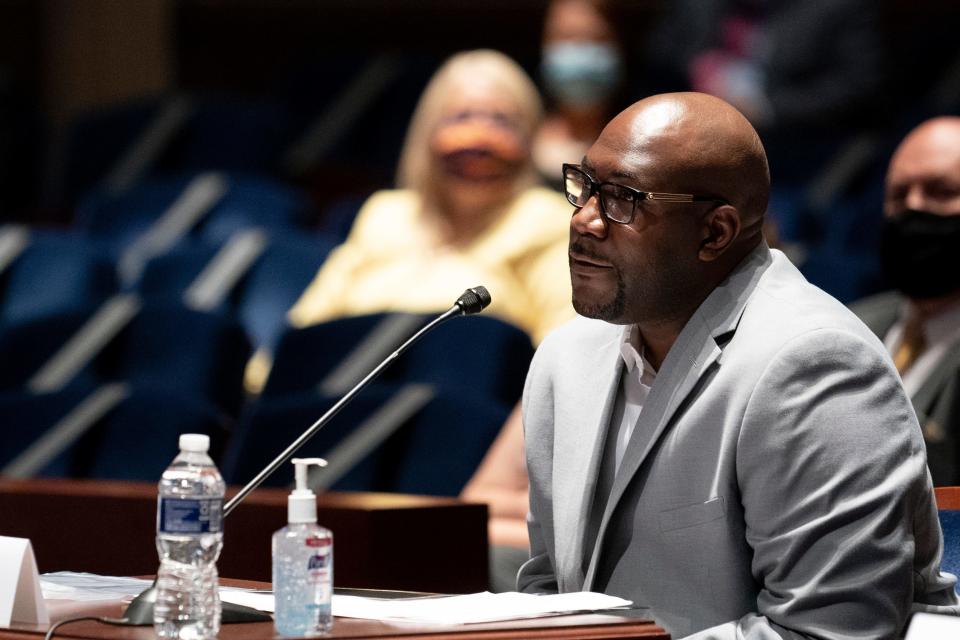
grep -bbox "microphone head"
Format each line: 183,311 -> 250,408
455,286 -> 492,315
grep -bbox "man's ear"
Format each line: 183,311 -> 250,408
698,204 -> 741,262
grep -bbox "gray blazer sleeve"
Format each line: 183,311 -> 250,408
684,328 -> 957,639
518,345 -> 560,594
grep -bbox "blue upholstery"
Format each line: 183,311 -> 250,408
59,94 -> 298,206
0,309 -> 95,391
73,387 -> 229,481
318,193 -> 370,243
137,232 -> 335,352
222,384 -> 509,496
75,173 -> 316,256
398,315 -> 534,409
137,240 -> 221,300
261,313 -> 396,397
0,384 -> 98,478
939,510 -> 960,581
0,232 -> 116,327
105,302 -> 252,417
0,385 -> 227,481
262,313 -> 534,408
233,233 -> 336,351
0,301 -> 250,417
222,385 -> 399,490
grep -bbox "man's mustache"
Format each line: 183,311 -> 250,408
569,239 -> 611,264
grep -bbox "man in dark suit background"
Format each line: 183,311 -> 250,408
851,116 -> 960,485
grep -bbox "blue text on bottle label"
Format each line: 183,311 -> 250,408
159,497 -> 223,534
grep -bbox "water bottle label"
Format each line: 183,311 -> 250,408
159,497 -> 223,534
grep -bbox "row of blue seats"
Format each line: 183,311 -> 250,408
0,310 -> 534,496
0,226 -> 337,351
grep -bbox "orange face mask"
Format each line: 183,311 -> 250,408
430,113 -> 528,182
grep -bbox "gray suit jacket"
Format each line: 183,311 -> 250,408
851,291 -> 960,486
519,246 -> 959,639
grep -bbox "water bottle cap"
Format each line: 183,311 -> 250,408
179,433 -> 210,453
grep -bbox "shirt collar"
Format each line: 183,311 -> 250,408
619,324 -> 657,378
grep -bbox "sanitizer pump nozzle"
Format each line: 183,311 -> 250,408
287,457 -> 327,524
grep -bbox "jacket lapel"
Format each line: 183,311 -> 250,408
583,244 -> 775,588
553,327 -> 622,593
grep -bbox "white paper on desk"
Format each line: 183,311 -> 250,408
0,536 -> 49,625
331,591 -> 632,624
40,573 -> 154,602
219,589 -> 275,613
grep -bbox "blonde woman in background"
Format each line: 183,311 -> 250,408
247,50 -> 573,390
283,49 -> 573,346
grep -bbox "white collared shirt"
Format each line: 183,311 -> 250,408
883,299 -> 960,398
610,325 -> 658,473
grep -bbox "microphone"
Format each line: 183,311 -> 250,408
121,287 -> 491,625
455,286 -> 491,316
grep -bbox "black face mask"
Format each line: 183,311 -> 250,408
879,209 -> 960,299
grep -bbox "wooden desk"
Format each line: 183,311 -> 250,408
935,486 -> 960,510
0,479 -> 487,593
0,582 -> 670,640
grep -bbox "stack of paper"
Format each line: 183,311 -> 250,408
41,573 -> 154,602
219,589 -> 632,624
331,591 -> 632,625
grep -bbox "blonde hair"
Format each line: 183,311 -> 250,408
395,50 -> 544,199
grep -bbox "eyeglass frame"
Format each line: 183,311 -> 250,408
562,163 -> 726,225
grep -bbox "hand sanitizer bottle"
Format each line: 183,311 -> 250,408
273,458 -> 333,637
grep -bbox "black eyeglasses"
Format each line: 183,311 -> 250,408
562,163 -> 723,225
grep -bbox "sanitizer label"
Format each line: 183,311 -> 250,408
159,497 -> 223,534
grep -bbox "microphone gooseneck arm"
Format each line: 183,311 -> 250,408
121,287 -> 490,626
223,286 -> 489,517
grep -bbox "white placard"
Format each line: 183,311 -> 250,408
904,612 -> 960,639
0,537 -> 49,626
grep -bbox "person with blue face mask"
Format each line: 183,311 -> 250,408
533,0 -> 626,187
541,40 -> 622,109
851,116 -> 960,486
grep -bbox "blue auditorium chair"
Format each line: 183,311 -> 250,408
222,384 -> 509,496
318,193 -> 370,243
137,231 -> 336,353
136,239 -> 222,300
222,385 -> 400,491
59,93 -> 299,208
75,173 -> 316,259
0,231 -> 116,328
261,313 -> 399,397
234,232 -> 337,352
397,314 -> 534,409
0,384 -> 229,481
261,313 -> 534,409
0,309 -> 95,391
0,384 -> 99,478
73,387 -> 230,481
104,301 -> 252,417
0,299 -> 250,418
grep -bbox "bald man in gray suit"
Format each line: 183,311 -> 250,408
519,93 -> 959,638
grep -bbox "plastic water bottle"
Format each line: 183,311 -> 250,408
155,434 -> 225,640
